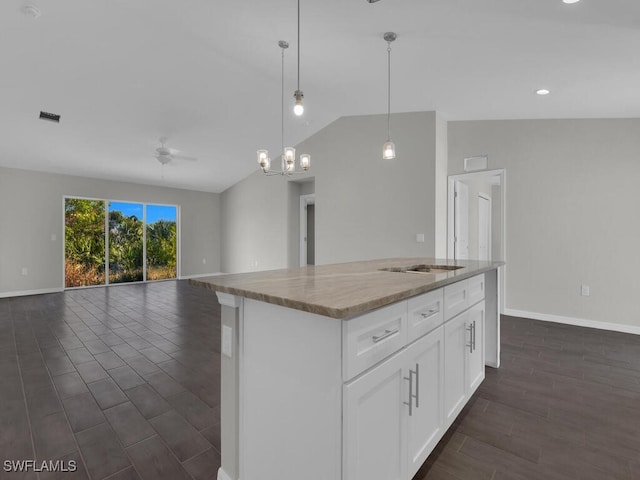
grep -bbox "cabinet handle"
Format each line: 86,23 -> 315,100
472,320 -> 476,352
413,363 -> 419,409
403,371 -> 414,417
466,324 -> 473,353
372,328 -> 399,343
420,308 -> 439,318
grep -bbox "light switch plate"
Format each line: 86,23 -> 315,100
222,325 -> 233,358
581,285 -> 590,296
416,233 -> 425,243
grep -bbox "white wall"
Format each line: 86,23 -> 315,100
0,166 -> 221,295
220,170 -> 289,273
221,112 -> 441,272
448,119 -> 640,329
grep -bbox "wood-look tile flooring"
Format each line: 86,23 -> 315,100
2,283 -> 640,479
1,281 -> 221,480
415,315 -> 640,480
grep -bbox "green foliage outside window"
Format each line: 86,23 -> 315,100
65,198 -> 177,287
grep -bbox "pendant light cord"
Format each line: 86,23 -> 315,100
282,46 -> 285,163
387,42 -> 392,141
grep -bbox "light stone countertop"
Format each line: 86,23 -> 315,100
190,258 -> 503,319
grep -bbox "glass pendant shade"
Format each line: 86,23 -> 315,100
300,154 -> 311,171
284,147 -> 296,165
262,156 -> 271,171
293,90 -> 304,116
257,150 -> 269,168
383,141 -> 396,160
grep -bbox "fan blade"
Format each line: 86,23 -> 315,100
171,154 -> 197,162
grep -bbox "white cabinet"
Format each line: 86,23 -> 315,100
343,326 -> 444,480
443,310 -> 469,426
443,300 -> 485,429
467,300 -> 485,393
343,350 -> 407,480
405,326 -> 444,478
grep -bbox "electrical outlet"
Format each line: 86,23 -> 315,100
581,285 -> 590,296
416,233 -> 425,243
21,267 -> 28,276
202,258 -> 206,265
50,233 -> 57,241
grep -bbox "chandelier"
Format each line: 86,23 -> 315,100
257,40 -> 310,176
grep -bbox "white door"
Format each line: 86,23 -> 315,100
467,301 -> 485,394
454,181 -> 469,260
478,194 -> 491,261
405,326 -> 444,478
443,311 -> 469,428
343,351 -> 407,480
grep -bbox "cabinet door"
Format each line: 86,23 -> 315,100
343,350 -> 407,480
467,301 -> 485,394
405,326 -> 444,479
443,311 -> 469,428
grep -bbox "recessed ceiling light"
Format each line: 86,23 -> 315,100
563,0 -> 580,4
536,89 -> 551,96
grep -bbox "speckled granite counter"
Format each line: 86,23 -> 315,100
190,257 -> 503,319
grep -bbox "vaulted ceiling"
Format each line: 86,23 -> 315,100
2,0 -> 639,192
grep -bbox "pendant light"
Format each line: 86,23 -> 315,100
293,0 -> 304,116
382,32 -> 397,160
256,41 -> 311,176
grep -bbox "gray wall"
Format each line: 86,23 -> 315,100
449,119 -> 640,328
221,112 -> 441,272
220,170 -> 289,273
0,166 -> 221,295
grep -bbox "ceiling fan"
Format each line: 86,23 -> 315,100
155,137 -> 197,165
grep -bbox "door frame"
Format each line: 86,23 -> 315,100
447,169 -> 506,313
299,194 -> 316,267
477,193 -> 492,261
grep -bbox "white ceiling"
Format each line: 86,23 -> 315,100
2,0 -> 639,193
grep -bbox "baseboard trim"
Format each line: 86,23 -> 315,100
0,287 -> 64,299
504,308 -> 640,336
180,272 -> 225,280
217,468 -> 233,480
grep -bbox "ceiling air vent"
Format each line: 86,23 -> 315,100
39,111 -> 61,123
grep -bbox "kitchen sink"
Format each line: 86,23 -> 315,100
379,264 -> 464,275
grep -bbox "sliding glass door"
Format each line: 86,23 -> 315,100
65,198 -> 106,287
109,202 -> 144,284
64,197 -> 179,288
146,205 -> 177,280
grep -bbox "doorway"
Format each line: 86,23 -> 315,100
300,194 -> 315,266
447,169 -> 505,311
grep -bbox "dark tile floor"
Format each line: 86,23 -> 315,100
3,282 -> 640,479
0,281 -> 221,480
415,315 -> 640,480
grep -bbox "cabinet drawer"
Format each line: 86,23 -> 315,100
443,280 -> 469,321
407,289 -> 443,343
343,302 -> 407,381
467,274 -> 485,306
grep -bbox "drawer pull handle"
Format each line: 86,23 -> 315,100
372,328 -> 399,343
420,308 -> 439,318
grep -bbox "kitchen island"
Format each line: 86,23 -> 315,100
191,258 -> 502,480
